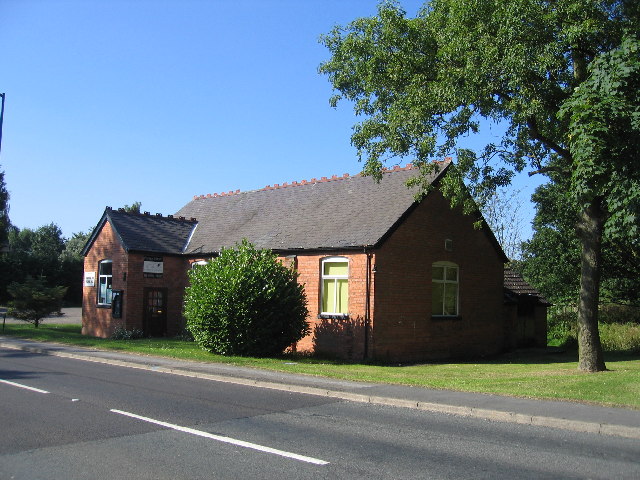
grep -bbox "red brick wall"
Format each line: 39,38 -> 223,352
82,221 -> 127,338
123,253 -> 191,336
372,189 -> 505,362
288,253 -> 372,360
82,221 -> 191,338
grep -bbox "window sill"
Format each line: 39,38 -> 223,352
97,304 -> 112,309
317,313 -> 350,320
431,315 -> 462,321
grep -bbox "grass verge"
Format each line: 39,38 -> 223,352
1,323 -> 639,409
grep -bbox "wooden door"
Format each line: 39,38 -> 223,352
143,288 -> 167,337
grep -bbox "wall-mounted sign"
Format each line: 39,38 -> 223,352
143,257 -> 163,274
84,271 -> 96,287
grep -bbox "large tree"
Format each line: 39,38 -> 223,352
320,0 -> 640,371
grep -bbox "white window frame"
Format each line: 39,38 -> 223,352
321,256 -> 349,316
97,259 -> 113,306
432,261 -> 459,317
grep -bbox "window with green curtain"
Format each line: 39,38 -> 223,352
321,258 -> 349,314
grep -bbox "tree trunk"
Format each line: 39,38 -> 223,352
576,199 -> 606,372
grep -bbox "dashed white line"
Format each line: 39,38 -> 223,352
110,409 -> 329,466
0,378 -> 49,394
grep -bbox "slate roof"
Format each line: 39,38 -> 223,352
175,161 -> 450,254
82,208 -> 198,256
504,268 -> 551,305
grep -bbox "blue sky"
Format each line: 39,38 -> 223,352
2,0 -> 544,240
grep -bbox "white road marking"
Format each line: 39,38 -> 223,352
110,409 -> 329,465
0,378 -> 49,394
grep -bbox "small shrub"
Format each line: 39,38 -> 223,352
111,326 -> 145,340
184,239 -> 309,356
599,322 -> 640,353
547,308 -> 578,346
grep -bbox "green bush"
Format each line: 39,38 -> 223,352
599,322 -> 640,353
547,308 -> 578,346
598,304 -> 640,325
184,239 -> 309,356
547,306 -> 640,352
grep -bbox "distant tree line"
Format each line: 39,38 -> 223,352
0,223 -> 89,305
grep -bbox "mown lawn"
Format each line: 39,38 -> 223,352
1,323 -> 639,409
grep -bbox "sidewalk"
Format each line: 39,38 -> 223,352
1,335 -> 639,440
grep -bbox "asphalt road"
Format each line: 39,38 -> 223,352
1,306 -> 82,324
1,348 -> 639,479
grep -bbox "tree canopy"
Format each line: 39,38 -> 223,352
122,201 -> 142,214
320,0 -> 640,371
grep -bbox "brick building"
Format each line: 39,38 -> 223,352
82,160 -> 547,362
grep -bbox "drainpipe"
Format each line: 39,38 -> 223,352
364,249 -> 372,360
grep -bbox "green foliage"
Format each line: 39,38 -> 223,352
547,309 -> 580,347
184,239 -> 310,356
110,325 -> 145,340
548,305 -> 640,353
122,201 -> 142,213
599,322 -> 640,353
522,177 -> 640,304
7,276 -> 68,328
559,35 -> 640,238
320,0 -> 639,208
59,230 -> 91,305
599,304 -> 640,324
0,226 -> 89,305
